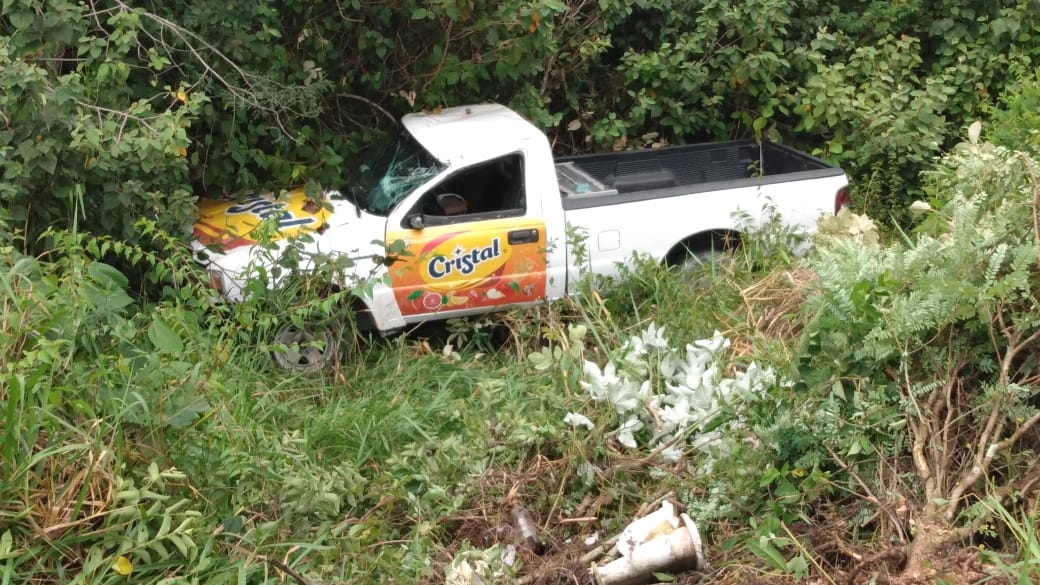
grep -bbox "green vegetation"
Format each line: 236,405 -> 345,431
5,1 -> 1040,583
4,0 -> 1040,242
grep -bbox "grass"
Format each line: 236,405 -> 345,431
5,218 -> 1040,585
0,221 -> 804,583
980,497 -> 1040,584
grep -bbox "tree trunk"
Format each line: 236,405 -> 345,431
896,515 -> 961,584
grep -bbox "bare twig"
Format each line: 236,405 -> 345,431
948,407 -> 1040,522
422,18 -> 454,93
334,0 -> 363,23
333,93 -> 398,126
556,516 -> 597,524
227,541 -> 312,585
73,100 -> 161,132
844,548 -> 906,585
106,0 -> 303,137
824,443 -> 908,543
781,522 -> 839,585
945,319 -> 1040,520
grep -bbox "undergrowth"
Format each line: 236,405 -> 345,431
0,206 -> 806,583
5,134 -> 1040,584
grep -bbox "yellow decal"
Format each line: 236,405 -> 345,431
419,234 -> 509,292
388,219 -> 548,316
193,191 -> 330,251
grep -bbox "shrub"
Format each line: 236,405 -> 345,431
798,126 -> 1040,565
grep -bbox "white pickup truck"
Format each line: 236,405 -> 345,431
194,104 -> 849,370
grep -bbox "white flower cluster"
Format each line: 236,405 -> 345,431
566,324 -> 774,464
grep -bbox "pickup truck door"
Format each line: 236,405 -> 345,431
385,153 -> 549,319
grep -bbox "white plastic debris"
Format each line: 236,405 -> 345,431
593,504 -> 706,585
615,501 -> 677,558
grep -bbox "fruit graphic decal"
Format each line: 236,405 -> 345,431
388,219 -> 547,316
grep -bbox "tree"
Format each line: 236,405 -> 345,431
1,0 -> 200,243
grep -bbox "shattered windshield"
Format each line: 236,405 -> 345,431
346,129 -> 444,216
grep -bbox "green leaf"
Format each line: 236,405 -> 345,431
528,349 -> 554,370
164,392 -> 210,428
6,8 -> 33,29
148,317 -> 184,353
759,466 -> 781,487
746,537 -> 788,570
787,554 -> 809,577
87,261 -> 129,289
82,283 -> 134,313
222,515 -> 244,534
406,290 -> 423,300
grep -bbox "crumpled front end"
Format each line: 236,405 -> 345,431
193,190 -> 332,251
192,190 -> 334,300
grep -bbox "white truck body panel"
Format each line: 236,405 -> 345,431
402,104 -> 548,168
561,176 -> 845,289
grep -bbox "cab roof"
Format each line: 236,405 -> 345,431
401,104 -> 545,167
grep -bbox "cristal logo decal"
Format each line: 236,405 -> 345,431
226,194 -> 316,230
427,238 -> 502,279
193,191 -> 331,251
417,234 -> 511,292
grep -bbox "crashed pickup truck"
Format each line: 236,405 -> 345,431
193,103 -> 849,370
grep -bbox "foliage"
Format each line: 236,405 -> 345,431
797,130 -> 1040,559
9,0 -> 1040,244
562,324 -> 775,466
1,0 -> 202,244
0,226 -> 241,582
788,0 -> 1040,223
8,1 -> 1040,582
986,69 -> 1040,156
0,218 -> 574,583
980,496 -> 1040,583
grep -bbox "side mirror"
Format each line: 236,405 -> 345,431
407,214 -> 425,230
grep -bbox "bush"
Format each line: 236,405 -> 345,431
797,127 -> 1040,563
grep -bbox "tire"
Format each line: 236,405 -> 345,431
677,244 -> 735,271
271,321 -> 338,373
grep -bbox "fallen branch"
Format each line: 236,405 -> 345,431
227,541 -> 312,585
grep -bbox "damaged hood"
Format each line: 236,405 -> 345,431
193,190 -> 334,252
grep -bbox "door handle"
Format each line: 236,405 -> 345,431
508,228 -> 539,245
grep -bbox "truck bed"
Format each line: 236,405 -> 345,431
555,140 -> 845,210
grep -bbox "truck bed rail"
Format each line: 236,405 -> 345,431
555,140 -> 844,210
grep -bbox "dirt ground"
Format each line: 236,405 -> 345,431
446,506 -> 1006,585
440,458 -> 1011,585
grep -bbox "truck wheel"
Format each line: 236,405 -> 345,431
271,322 -> 339,373
668,232 -> 741,271
681,247 -> 729,270
673,244 -> 734,272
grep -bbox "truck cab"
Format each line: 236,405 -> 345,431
195,105 -> 569,334
379,105 -> 568,325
